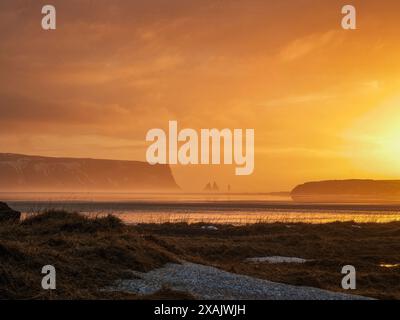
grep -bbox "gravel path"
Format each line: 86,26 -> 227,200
112,262 -> 372,300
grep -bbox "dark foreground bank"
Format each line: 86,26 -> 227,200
1,211 -> 399,299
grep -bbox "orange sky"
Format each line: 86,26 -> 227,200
1,0 -> 400,192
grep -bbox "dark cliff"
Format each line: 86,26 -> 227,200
291,179 -> 400,202
0,153 -> 179,192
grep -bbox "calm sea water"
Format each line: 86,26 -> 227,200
3,192 -> 400,225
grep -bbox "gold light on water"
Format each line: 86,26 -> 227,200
379,263 -> 400,268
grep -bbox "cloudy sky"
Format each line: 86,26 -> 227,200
1,0 -> 400,191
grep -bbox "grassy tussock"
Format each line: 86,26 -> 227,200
0,211 -> 177,299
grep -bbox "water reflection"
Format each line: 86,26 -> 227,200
7,192 -> 400,225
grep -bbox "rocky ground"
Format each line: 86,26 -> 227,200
110,262 -> 372,300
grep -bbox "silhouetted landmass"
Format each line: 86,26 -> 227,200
203,181 -> 219,192
0,153 -> 179,192
291,179 -> 400,202
204,182 -> 212,191
212,181 -> 219,191
0,202 -> 20,222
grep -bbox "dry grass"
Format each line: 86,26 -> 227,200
0,211 -> 177,299
136,222 -> 400,300
1,211 -> 400,299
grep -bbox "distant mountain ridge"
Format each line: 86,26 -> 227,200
0,153 -> 179,192
291,179 -> 400,202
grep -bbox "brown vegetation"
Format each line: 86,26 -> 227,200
1,211 -> 400,299
0,211 -> 177,299
136,222 -> 400,300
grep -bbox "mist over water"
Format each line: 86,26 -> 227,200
3,192 -> 400,225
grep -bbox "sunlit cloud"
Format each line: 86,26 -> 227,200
1,0 -> 400,191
